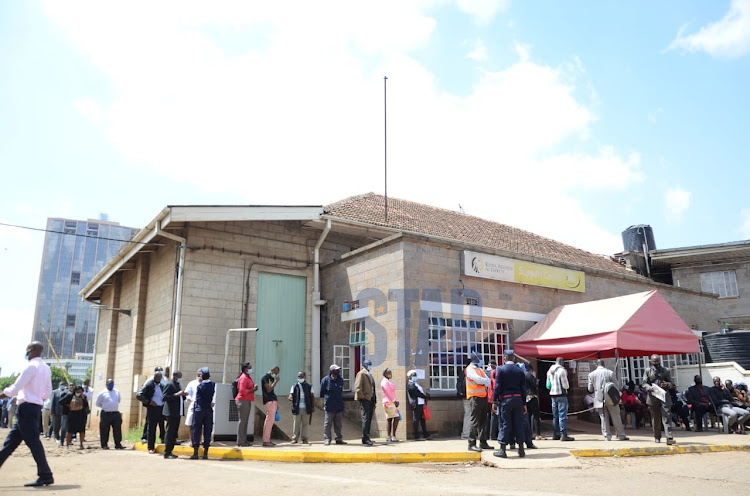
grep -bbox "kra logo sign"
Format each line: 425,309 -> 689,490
471,257 -> 484,274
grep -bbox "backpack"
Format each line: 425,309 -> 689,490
69,395 -> 84,412
231,375 -> 240,399
604,382 -> 621,407
456,369 -> 466,397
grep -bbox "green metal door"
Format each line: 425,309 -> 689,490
255,272 -> 307,401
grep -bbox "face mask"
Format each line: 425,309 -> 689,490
59,385 -> 65,390
297,378 -> 304,383
271,373 -> 277,379
247,369 -> 253,375
177,378 -> 183,384
25,354 -> 29,360
75,392 -> 82,397
106,383 -> 114,390
478,360 -> 485,368
410,376 -> 418,383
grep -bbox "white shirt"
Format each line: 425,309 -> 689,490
83,385 -> 94,404
290,383 -> 314,410
96,388 -> 121,412
466,363 -> 491,387
2,357 -> 52,406
184,379 -> 201,402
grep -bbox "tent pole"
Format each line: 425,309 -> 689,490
615,349 -> 620,384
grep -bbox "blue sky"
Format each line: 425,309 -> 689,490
2,0 -> 749,374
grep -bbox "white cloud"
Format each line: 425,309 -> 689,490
740,208 -> 750,239
74,98 -> 103,123
668,0 -> 750,59
648,107 -> 663,123
455,0 -> 508,25
664,188 -> 692,222
44,1 -> 641,255
466,39 -> 488,61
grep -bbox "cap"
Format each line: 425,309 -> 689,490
363,359 -> 373,367
503,349 -> 515,357
470,351 -> 482,363
407,369 -> 417,377
329,364 -> 341,371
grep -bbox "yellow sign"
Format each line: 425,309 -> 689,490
463,251 -> 585,293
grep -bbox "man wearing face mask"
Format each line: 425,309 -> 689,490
136,369 -> 164,454
354,359 -> 377,446
288,371 -> 314,444
49,382 -> 66,443
320,364 -> 346,446
465,351 -> 492,452
162,371 -> 187,459
96,378 -> 125,450
0,341 -> 54,487
235,362 -> 257,447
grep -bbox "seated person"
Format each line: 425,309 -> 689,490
685,375 -> 714,432
709,376 -> 750,434
669,388 -> 691,431
735,383 -> 750,405
725,380 -> 750,427
621,381 -> 647,427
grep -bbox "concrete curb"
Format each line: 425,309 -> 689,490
571,444 -> 750,457
134,442 -> 481,464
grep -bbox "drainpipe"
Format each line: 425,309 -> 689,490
156,223 -> 187,372
312,219 -> 331,389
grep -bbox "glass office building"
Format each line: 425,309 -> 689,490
32,217 -> 138,360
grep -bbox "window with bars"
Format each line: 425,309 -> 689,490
427,316 -> 509,391
620,350 -> 705,385
333,344 -> 353,391
64,221 -> 77,234
700,270 -> 738,298
86,223 -> 99,237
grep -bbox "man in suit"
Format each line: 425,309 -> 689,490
48,382 -> 66,442
354,359 -> 377,446
137,369 -> 164,454
162,371 -> 186,459
587,359 -> 629,441
493,350 -> 527,458
642,354 -> 675,445
140,366 -> 165,443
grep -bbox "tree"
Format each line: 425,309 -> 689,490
50,366 -> 69,389
0,374 -> 18,390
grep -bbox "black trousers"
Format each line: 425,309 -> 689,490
146,405 -> 163,451
359,399 -> 375,441
468,396 -> 488,442
526,397 -> 541,437
100,411 -> 123,448
412,404 -> 428,438
164,415 -> 180,455
0,403 -> 53,479
141,411 -> 165,442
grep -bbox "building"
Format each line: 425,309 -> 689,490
79,194 -> 720,437
32,217 -> 138,362
42,353 -> 93,382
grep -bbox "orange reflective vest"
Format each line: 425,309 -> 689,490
465,365 -> 487,398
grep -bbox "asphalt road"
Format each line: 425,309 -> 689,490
1,443 -> 749,495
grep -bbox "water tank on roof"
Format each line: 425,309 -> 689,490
703,330 -> 750,370
621,225 -> 656,253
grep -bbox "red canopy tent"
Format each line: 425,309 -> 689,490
513,290 -> 700,359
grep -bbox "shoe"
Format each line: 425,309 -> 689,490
685,426 -> 692,431
654,438 -> 661,443
362,439 -> 374,446
25,478 -> 54,487
148,449 -> 156,454
696,427 -> 703,432
335,440 -> 347,445
263,442 -> 275,447
190,447 -> 199,460
617,436 -> 630,441
605,437 -> 612,441
526,444 -> 538,449
468,444 -> 482,452
666,438 -> 676,446
493,448 -> 507,458
479,442 -> 493,450
560,435 -> 575,442
141,438 -> 147,443
202,447 -> 209,459
114,445 -> 126,450
324,440 -> 331,446
415,437 -> 426,441
518,448 -> 526,458
390,438 -> 399,443
164,453 -> 178,459
461,435 -> 469,440
509,444 -> 516,450
552,435 -> 561,440
101,446 -> 110,450
291,439 -> 298,444
302,439 -> 309,444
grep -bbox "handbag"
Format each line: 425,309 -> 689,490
397,409 -> 402,421
422,404 -> 431,421
275,410 -> 281,422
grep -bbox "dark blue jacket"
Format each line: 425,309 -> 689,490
195,380 -> 215,412
494,363 -> 527,401
320,373 -> 344,412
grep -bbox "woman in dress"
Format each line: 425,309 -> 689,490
380,368 -> 400,442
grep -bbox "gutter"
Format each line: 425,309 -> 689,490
312,219 -> 331,389
155,221 -> 187,372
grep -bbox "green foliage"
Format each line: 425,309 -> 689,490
0,374 -> 18,390
49,366 -> 70,389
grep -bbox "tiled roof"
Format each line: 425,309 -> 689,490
325,192 -> 635,276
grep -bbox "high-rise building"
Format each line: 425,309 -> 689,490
32,217 -> 138,361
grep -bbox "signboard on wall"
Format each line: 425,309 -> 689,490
461,250 -> 586,293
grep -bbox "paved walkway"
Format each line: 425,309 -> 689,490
135,418 -> 750,466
